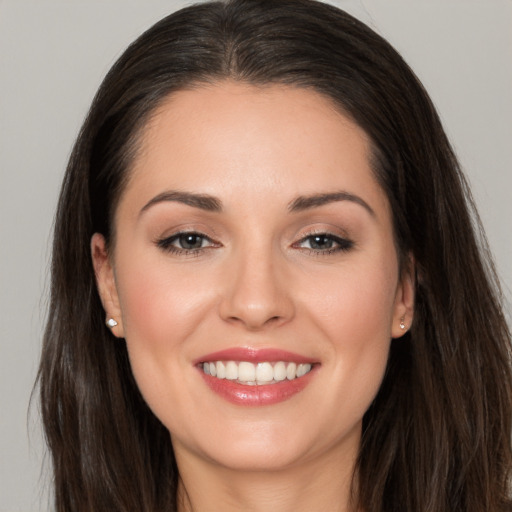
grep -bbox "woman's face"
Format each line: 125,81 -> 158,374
92,82 -> 413,472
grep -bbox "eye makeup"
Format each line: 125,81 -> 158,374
293,232 -> 354,255
154,228 -> 355,259
155,230 -> 220,256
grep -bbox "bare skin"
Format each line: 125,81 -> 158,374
92,82 -> 414,512
176,443 -> 357,512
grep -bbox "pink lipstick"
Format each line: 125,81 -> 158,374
195,348 -> 318,406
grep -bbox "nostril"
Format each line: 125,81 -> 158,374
218,264 -> 296,328
225,313 -> 287,330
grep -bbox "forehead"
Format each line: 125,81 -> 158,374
142,82 -> 368,150
118,81 -> 389,221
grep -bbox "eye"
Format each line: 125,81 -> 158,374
156,231 -> 218,254
174,233 -> 207,250
296,233 -> 353,253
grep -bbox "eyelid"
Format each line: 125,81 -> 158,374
293,229 -> 354,254
154,225 -> 353,257
155,229 -> 221,255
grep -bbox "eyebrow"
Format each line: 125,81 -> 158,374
288,191 -> 375,217
139,191 -> 223,216
139,189 -> 375,218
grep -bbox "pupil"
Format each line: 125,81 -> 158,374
180,234 -> 202,249
311,235 -> 333,249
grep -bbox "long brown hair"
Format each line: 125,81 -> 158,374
38,1 -> 512,510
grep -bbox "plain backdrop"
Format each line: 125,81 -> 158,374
1,1 -> 511,510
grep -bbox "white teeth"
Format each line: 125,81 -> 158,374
256,362 -> 274,382
286,362 -> 297,380
273,361 -> 287,381
202,360 -> 313,384
238,361 -> 256,381
297,363 -> 311,377
225,361 -> 238,380
216,361 -> 226,379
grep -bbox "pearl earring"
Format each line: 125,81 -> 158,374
399,317 -> 406,330
106,318 -> 118,328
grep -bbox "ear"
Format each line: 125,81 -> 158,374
91,233 -> 125,338
391,255 -> 415,339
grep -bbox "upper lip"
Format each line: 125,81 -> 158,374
193,347 -> 316,365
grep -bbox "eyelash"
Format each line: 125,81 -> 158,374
156,231 -> 218,256
155,231 -> 354,256
294,232 -> 354,255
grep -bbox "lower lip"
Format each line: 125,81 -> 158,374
199,367 -> 316,406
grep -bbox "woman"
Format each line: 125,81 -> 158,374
38,0 -> 512,510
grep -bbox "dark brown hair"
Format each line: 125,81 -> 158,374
38,0 -> 512,510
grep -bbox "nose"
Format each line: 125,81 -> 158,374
219,246 -> 295,330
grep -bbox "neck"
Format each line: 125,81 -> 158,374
174,437 -> 360,512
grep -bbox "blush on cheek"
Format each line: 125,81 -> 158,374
317,280 -> 396,336
118,262 -> 213,351
121,283 -> 161,340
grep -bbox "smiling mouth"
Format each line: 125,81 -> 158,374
201,361 -> 313,385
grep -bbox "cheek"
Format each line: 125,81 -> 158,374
309,257 -> 398,340
114,256 -> 215,390
305,259 -> 397,416
117,258 -> 212,347
114,258 -> 215,427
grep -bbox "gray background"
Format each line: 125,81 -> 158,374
1,1 -> 511,510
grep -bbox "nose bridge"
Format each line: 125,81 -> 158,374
219,237 -> 294,329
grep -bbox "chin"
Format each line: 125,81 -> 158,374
172,414 -> 363,474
